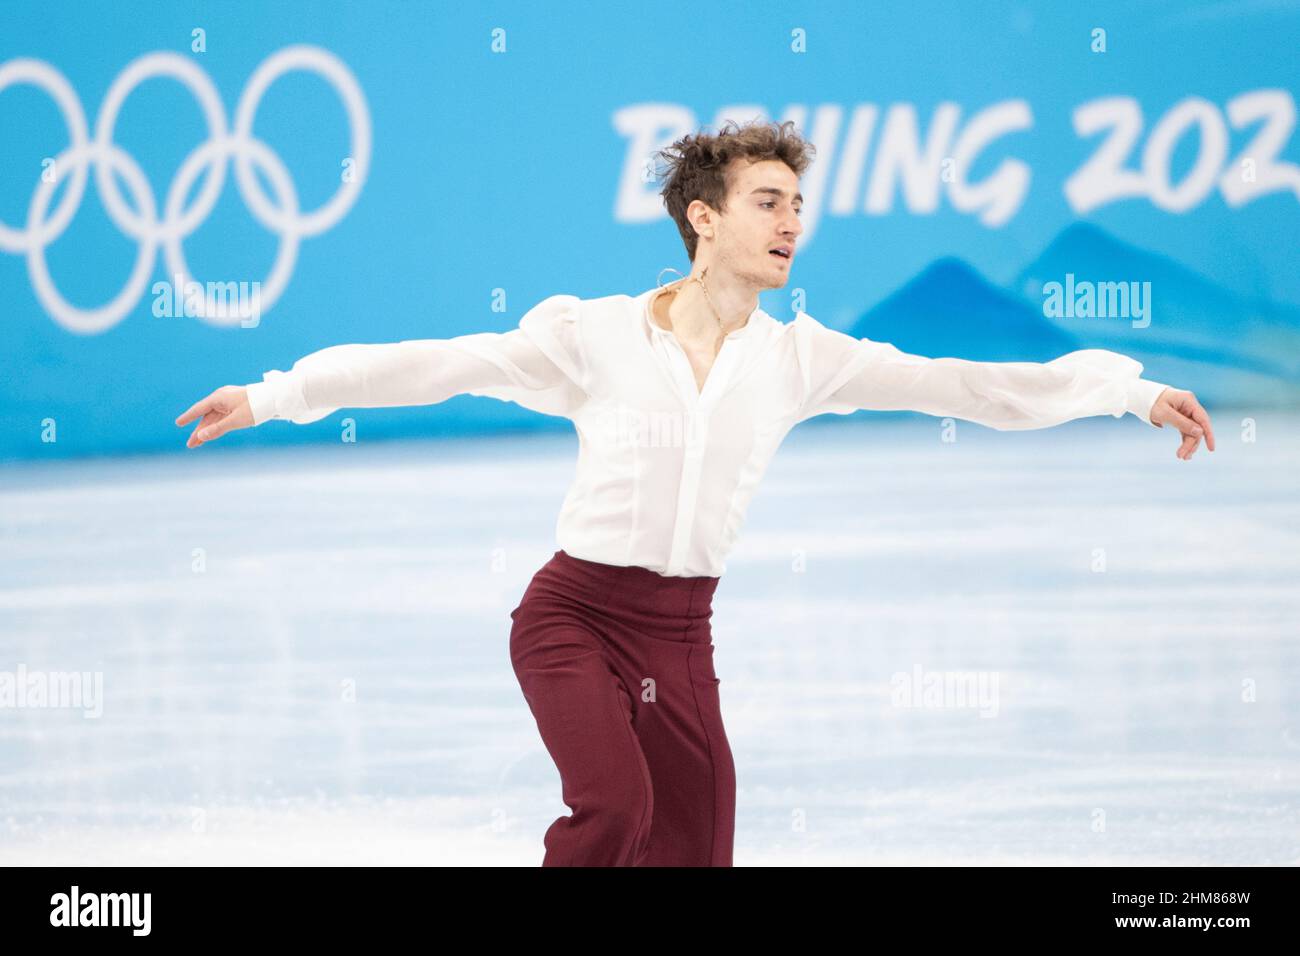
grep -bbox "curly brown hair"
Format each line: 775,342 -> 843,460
653,119 -> 817,262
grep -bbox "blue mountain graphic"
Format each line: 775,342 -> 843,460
846,257 -> 1082,363
838,225 -> 1299,408
1014,222 -> 1300,380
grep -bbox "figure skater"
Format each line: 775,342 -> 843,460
175,119 -> 1215,867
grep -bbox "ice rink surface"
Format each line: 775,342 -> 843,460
2,411 -> 1297,865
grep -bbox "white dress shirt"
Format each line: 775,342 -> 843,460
244,285 -> 1169,577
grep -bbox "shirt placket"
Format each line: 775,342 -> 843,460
660,334 -> 743,576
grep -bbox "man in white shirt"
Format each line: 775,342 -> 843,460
175,118 -> 1214,866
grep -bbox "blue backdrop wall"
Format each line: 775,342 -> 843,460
2,0 -> 1298,461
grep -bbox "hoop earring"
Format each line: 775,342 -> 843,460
657,266 -> 686,289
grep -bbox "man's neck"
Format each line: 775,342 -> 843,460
656,267 -> 757,343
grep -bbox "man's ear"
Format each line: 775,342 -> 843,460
686,200 -> 705,231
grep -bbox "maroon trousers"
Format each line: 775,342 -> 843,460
509,549 -> 736,866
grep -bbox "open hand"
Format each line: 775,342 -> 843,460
1148,387 -> 1214,460
175,385 -> 254,448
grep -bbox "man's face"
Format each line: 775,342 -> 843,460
697,158 -> 803,290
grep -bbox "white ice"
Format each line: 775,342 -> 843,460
1,412 -> 1297,865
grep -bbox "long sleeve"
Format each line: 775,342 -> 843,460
792,312 -> 1169,430
244,294 -> 589,425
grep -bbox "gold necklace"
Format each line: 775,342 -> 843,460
661,266 -> 730,356
692,266 -> 726,335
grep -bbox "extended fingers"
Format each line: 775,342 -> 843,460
196,412 -> 235,443
1166,406 -> 1203,438
176,392 -> 217,427
186,409 -> 224,448
1188,402 -> 1215,451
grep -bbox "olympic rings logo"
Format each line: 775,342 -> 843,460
0,45 -> 371,334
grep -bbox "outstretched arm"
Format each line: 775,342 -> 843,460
176,294 -> 588,446
793,313 -> 1214,458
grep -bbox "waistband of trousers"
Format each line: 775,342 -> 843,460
551,549 -> 720,601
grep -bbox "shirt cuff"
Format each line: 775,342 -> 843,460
246,369 -> 305,426
1125,378 -> 1169,427
244,380 -> 278,426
